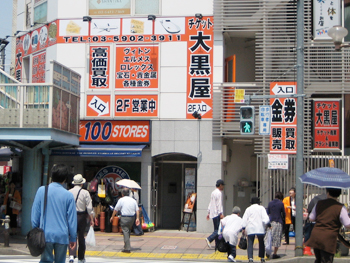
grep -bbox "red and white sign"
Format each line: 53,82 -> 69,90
115,94 -> 158,117
86,95 -> 111,117
270,82 -> 297,154
115,45 -> 159,89
186,17 -> 214,119
313,100 -> 340,150
32,51 -> 46,83
80,120 -> 150,143
89,46 -> 110,89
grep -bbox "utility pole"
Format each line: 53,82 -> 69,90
295,0 -> 304,256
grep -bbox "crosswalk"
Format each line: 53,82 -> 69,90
0,255 -> 221,263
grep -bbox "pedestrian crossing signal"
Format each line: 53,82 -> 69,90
240,106 -> 255,135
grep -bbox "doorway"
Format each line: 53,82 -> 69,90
152,154 -> 197,229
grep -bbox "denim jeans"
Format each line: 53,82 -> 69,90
207,215 -> 220,248
227,242 -> 237,258
247,234 -> 265,259
40,242 -> 68,263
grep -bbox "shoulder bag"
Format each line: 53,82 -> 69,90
27,185 -> 48,257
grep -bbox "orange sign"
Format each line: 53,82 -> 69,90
32,51 -> 46,83
186,17 -> 214,119
115,95 -> 158,117
270,82 -> 297,154
80,120 -> 150,143
86,95 -> 111,117
115,45 -> 158,89
89,46 -> 110,89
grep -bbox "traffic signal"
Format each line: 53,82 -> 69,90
240,106 -> 255,135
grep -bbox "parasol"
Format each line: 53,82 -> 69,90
299,167 -> 350,189
116,179 -> 141,189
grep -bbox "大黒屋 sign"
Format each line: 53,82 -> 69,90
313,99 -> 341,151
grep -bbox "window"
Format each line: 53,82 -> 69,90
89,0 -> 159,16
135,0 -> 159,15
33,0 -> 47,24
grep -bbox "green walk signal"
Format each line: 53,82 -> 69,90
240,106 -> 255,135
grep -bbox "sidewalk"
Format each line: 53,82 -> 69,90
0,229 -> 348,262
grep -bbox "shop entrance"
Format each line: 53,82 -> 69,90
152,154 -> 197,229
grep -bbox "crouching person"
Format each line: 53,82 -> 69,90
221,206 -> 243,262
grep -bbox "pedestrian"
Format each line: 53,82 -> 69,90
68,174 -> 95,263
306,188 -> 350,263
267,192 -> 285,259
242,197 -> 270,263
129,188 -> 143,236
220,206 -> 243,262
110,188 -> 140,253
282,187 -> 296,245
31,164 -> 77,263
3,181 -> 21,235
205,179 -> 225,249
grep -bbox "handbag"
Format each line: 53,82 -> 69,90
217,234 -> 229,252
27,185 -> 48,257
238,234 -> 247,250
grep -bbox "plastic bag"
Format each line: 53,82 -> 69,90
264,228 -> 273,257
98,180 -> 106,198
217,234 -> 229,252
86,226 -> 96,246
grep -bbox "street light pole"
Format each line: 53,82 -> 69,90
295,0 -> 304,257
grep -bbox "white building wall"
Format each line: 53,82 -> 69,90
162,0 -> 213,16
151,119 -> 223,232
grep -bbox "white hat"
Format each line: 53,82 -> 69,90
72,174 -> 86,185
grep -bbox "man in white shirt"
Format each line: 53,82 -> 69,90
68,174 -> 95,263
205,179 -> 225,249
221,206 -> 243,262
110,188 -> 140,253
242,197 -> 270,263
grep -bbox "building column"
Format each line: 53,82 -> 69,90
21,148 -> 42,235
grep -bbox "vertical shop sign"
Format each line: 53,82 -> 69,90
186,17 -> 214,119
313,99 -> 340,150
89,46 -> 110,89
313,0 -> 340,39
32,51 -> 46,83
270,82 -> 297,154
115,45 -> 158,89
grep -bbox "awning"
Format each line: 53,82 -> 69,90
51,144 -> 146,157
0,148 -> 21,161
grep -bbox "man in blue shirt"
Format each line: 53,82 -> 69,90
31,164 -> 77,263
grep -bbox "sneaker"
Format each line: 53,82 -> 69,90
228,255 -> 236,262
249,259 -> 254,263
205,238 -> 212,249
78,260 -> 86,263
69,256 -> 74,263
272,254 -> 281,259
261,258 -> 265,263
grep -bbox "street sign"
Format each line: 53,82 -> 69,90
259,105 -> 271,135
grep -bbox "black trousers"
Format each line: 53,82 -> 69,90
69,213 -> 88,260
284,216 -> 295,244
313,248 -> 334,263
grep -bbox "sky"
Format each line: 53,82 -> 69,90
0,0 -> 13,73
